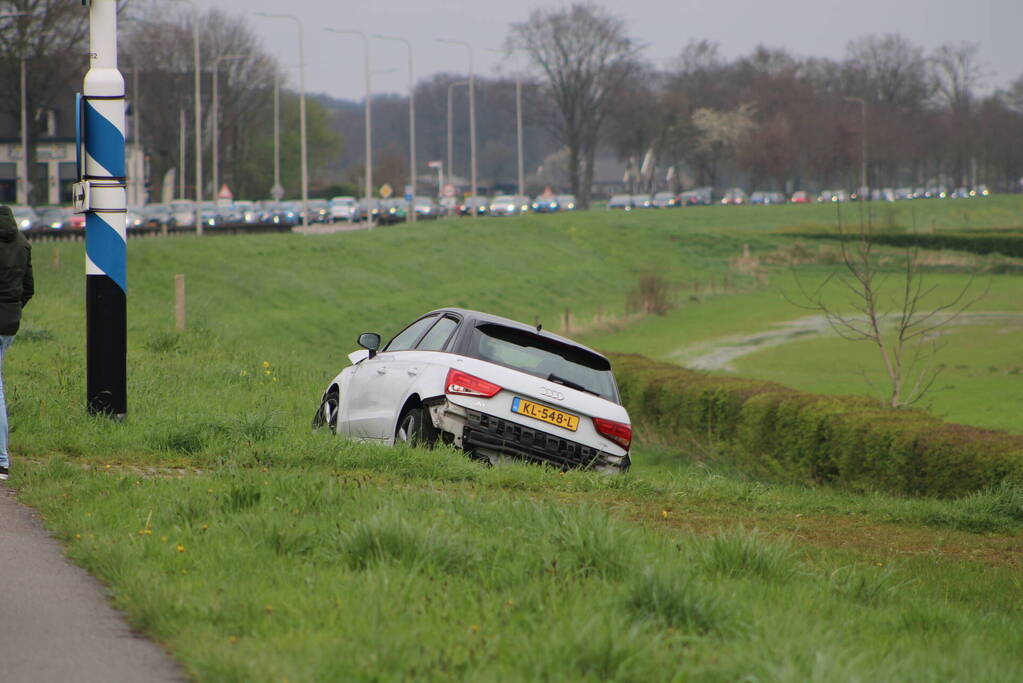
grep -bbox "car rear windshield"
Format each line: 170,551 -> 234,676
470,323 -> 619,403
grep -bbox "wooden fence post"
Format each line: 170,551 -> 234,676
175,274 -> 186,331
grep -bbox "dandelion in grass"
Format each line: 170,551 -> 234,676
176,544 -> 185,553
265,604 -> 274,614
201,524 -> 209,531
160,536 -> 168,543
74,533 -> 81,540
262,361 -> 270,369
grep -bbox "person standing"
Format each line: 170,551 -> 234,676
0,205 -> 33,481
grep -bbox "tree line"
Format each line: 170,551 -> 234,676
3,0 -> 1021,207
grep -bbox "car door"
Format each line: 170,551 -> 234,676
345,315 -> 438,440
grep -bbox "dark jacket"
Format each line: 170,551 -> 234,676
0,206 -> 33,335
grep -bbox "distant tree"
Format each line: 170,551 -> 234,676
845,34 -> 931,112
509,2 -> 640,208
0,1 -> 94,204
688,103 -> 757,190
930,42 -> 986,114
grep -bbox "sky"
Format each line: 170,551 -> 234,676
192,0 -> 1022,101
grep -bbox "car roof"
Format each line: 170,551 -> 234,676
422,307 -> 610,362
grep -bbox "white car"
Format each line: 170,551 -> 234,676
313,308 -> 632,473
329,196 -> 358,222
488,195 -> 521,216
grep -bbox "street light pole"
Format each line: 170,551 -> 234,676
172,0 -> 203,233
325,29 -> 373,209
439,39 -> 476,216
486,48 -> 526,198
375,35 -> 416,222
843,96 -> 867,200
256,12 -> 308,228
212,54 -> 245,201
446,80 -> 467,187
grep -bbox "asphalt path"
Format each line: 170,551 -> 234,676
0,486 -> 184,683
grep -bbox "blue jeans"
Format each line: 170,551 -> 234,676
0,334 -> 14,469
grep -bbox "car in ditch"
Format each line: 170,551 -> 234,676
312,308 -> 632,473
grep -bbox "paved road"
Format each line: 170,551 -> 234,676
0,487 -> 184,683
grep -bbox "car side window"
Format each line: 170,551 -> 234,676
383,316 -> 438,352
416,316 -> 459,352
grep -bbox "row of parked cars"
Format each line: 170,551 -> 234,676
608,184 -> 994,210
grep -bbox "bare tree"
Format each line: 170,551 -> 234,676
930,42 -> 986,114
791,212 -> 985,408
509,2 -> 639,208
845,34 -> 932,112
0,0 -> 93,204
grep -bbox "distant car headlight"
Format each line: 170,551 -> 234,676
20,219 -> 31,228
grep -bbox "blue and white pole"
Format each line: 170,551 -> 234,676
83,0 -> 126,417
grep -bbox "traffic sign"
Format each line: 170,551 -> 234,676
442,183 -> 456,198
270,183 -> 284,201
380,183 -> 393,198
217,183 -> 233,201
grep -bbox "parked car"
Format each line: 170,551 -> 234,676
413,196 -> 438,220
169,200 -> 196,227
141,203 -> 172,228
679,188 -> 713,206
329,196 -> 358,222
817,189 -> 848,203
532,195 -> 560,213
720,188 -> 747,205
651,192 -> 678,208
555,194 -> 577,211
38,206 -> 73,230
458,196 -> 489,216
489,195 -> 521,216
234,200 -> 259,223
631,194 -> 652,209
307,199 -> 330,223
379,198 -> 408,225
312,308 -> 632,473
607,194 -> 632,210
790,191 -> 812,204
357,199 -> 383,223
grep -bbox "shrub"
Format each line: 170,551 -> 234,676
609,352 -> 1023,497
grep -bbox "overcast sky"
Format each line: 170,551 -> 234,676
193,0 -> 1021,101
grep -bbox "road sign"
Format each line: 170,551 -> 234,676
541,185 -> 554,200
427,160 -> 443,169
442,183 -> 456,198
270,183 -> 284,201
380,183 -> 393,198
217,183 -> 233,201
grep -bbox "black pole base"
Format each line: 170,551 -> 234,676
86,274 -> 127,417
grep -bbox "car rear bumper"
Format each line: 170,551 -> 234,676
429,399 -> 629,473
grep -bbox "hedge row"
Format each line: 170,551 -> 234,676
609,352 -> 1023,498
798,231 -> 1023,259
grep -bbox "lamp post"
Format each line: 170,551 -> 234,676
325,28 -> 372,208
487,48 -> 526,198
256,12 -> 308,228
171,0 -> 202,233
439,39 -> 476,215
212,54 -> 246,201
446,80 -> 467,187
843,96 -> 867,200
375,34 -> 416,222
2,11 -> 31,205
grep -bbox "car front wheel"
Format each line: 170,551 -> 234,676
312,388 -> 339,433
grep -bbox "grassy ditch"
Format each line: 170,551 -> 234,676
12,440 -> 1023,681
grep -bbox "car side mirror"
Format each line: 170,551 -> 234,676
357,332 -> 381,358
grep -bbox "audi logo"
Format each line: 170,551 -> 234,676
539,387 -> 565,401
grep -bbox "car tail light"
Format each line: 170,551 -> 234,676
446,368 -> 502,398
593,417 -> 632,451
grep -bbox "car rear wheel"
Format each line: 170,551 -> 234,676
312,388 -> 339,433
395,406 -> 437,447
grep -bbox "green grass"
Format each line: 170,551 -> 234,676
10,202 -> 1023,680
13,443 -> 1023,681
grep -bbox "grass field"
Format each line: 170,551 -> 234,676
10,198 -> 1023,680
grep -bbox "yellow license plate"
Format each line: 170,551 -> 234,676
511,397 -> 579,431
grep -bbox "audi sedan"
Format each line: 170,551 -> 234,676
312,308 -> 632,473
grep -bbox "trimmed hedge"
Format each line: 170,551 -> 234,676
797,231 -> 1023,259
609,352 -> 1023,498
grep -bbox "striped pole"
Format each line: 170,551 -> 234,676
83,0 -> 126,418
